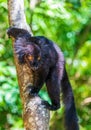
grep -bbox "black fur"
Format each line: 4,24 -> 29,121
7,27 -> 79,130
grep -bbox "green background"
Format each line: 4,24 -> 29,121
0,0 -> 91,130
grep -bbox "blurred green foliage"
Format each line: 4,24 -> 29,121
0,0 -> 91,130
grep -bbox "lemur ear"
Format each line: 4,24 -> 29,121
29,36 -> 43,45
7,27 -> 31,39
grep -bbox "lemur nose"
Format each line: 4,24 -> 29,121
33,61 -> 37,66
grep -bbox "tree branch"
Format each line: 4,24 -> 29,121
7,0 -> 50,130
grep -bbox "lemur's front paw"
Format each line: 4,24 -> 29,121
27,85 -> 39,97
29,88 -> 38,97
41,101 -> 60,111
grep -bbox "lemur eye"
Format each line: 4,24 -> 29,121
28,55 -> 34,61
38,56 -> 41,61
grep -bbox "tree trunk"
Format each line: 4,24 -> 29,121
7,0 -> 50,130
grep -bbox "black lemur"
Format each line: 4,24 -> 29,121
7,27 -> 79,130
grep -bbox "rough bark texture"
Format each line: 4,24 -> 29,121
7,0 -> 50,130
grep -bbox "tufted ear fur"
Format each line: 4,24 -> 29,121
7,27 -> 31,39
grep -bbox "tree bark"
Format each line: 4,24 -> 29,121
7,0 -> 50,130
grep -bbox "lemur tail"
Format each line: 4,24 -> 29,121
61,67 -> 79,130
